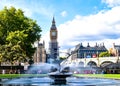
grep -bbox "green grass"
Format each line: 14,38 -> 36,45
0,74 -> 47,79
0,74 -> 120,79
73,74 -> 120,79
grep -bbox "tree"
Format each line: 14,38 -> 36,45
0,43 -> 26,65
99,51 -> 111,57
0,7 -> 42,64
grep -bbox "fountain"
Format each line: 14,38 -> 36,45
48,65 -> 72,84
0,63 -> 120,86
27,63 -> 72,84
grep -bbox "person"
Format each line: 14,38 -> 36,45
2,70 -> 5,74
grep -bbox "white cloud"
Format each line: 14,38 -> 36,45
41,32 -> 50,50
60,11 -> 67,17
43,6 -> 120,51
0,0 -> 54,17
44,6 -> 120,50
102,0 -> 120,7
0,0 -> 33,17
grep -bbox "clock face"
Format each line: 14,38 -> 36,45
52,31 -> 56,36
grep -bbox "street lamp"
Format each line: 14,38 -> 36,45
97,51 -> 100,67
84,53 -> 86,67
117,49 -> 119,63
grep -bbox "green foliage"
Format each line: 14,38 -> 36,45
99,51 -> 111,57
0,43 -> 26,64
6,30 -> 28,44
0,7 -> 42,64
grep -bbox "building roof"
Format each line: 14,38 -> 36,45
74,43 -> 107,51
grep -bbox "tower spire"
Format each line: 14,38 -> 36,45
51,17 -> 56,30
52,17 -> 55,24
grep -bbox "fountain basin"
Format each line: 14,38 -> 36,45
48,72 -> 72,84
48,72 -> 72,80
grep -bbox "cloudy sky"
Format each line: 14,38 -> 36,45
0,0 -> 120,53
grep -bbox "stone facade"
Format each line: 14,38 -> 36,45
109,43 -> 120,56
72,43 -> 107,59
33,41 -> 46,64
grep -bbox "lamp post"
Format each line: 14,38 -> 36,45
97,51 -> 100,67
84,52 -> 86,67
117,49 -> 119,63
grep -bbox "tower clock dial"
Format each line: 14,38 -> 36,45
52,31 -> 56,36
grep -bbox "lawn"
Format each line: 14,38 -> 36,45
0,74 -> 47,79
73,74 -> 120,79
0,74 -> 120,79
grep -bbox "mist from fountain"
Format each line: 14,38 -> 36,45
61,62 -> 98,74
1,62 -> 120,86
26,63 -> 58,74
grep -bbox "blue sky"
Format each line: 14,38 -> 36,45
0,0 -> 120,53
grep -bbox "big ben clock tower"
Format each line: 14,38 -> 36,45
49,17 -> 59,61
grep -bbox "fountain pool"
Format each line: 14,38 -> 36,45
0,76 -> 120,86
0,63 -> 120,86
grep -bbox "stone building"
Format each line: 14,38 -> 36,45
71,43 -> 107,59
33,41 -> 46,64
109,43 -> 120,56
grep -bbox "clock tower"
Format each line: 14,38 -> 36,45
49,17 -> 59,61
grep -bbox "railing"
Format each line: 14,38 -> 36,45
0,66 -> 24,74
